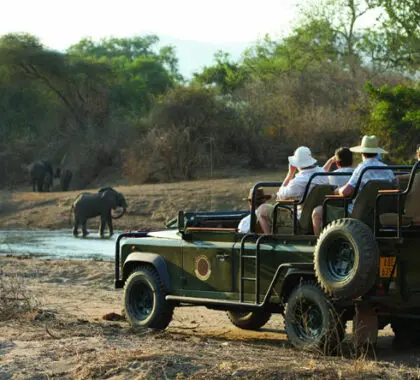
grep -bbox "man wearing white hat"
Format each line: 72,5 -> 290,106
336,135 -> 394,201
258,146 -> 328,234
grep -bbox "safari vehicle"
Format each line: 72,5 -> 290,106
114,161 -> 420,353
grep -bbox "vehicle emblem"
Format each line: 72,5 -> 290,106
195,255 -> 211,281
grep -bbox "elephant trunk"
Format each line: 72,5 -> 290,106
112,207 -> 126,220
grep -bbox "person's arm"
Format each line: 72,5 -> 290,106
335,165 -> 359,196
276,165 -> 297,200
323,156 -> 336,172
335,183 -> 355,197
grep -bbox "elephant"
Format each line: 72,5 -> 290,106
55,168 -> 73,191
72,187 -> 127,238
26,160 -> 54,192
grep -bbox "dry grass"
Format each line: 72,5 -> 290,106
0,268 -> 39,321
1,258 -> 420,379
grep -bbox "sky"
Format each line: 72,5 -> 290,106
0,0 -> 380,77
0,0 -> 299,49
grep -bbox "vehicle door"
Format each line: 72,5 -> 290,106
181,229 -> 236,295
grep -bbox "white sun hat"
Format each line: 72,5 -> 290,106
350,135 -> 388,154
288,146 -> 317,168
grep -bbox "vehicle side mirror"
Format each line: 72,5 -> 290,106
178,210 -> 185,233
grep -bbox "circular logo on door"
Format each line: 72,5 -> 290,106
195,255 -> 211,281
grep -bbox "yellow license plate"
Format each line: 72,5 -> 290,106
380,257 -> 397,278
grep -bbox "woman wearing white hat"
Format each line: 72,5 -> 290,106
258,146 -> 328,234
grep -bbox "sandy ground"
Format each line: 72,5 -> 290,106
2,178 -> 420,378
2,258 -> 420,379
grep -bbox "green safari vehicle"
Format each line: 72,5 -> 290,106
114,161 -> 420,353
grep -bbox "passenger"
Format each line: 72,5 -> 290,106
258,146 -> 329,234
312,135 -> 394,236
322,147 -> 354,187
237,187 -> 271,233
312,148 -> 354,235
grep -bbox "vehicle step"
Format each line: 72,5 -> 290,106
241,277 -> 256,281
242,255 -> 257,259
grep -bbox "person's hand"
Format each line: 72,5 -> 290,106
288,164 -> 297,175
328,155 -> 336,163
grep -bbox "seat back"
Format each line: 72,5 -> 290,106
351,180 -> 396,228
299,185 -> 335,234
404,170 -> 420,220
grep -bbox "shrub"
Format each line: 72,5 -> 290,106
0,269 -> 39,321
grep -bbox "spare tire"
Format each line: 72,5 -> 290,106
314,218 -> 379,299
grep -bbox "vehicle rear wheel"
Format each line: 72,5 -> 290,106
123,266 -> 173,330
285,283 -> 345,355
227,310 -> 271,330
314,218 -> 379,299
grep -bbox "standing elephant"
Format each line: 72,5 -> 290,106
72,187 -> 127,238
55,168 -> 73,191
26,160 -> 54,192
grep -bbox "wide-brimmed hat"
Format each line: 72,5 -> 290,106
350,135 -> 388,154
288,146 -> 317,168
244,187 -> 271,202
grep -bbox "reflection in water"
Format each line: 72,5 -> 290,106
0,230 -> 118,260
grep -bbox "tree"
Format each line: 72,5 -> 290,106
369,0 -> 420,70
193,51 -> 247,93
363,82 -> 420,162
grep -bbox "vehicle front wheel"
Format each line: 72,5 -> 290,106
227,310 -> 271,330
123,266 -> 173,330
285,283 -> 345,355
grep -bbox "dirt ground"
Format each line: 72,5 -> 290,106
2,178 -> 420,378
0,173 -> 283,232
1,258 -> 420,380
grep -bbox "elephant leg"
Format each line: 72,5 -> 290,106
82,220 -> 89,237
36,180 -> 42,192
99,216 -> 106,238
73,218 -> 79,237
107,215 -> 113,237
32,180 -> 36,192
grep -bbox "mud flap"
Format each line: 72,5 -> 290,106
352,304 -> 378,347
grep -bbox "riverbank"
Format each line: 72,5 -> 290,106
0,173 -> 281,232
2,257 -> 420,379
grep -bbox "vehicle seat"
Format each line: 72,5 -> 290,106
379,171 -> 420,227
298,185 -> 335,234
273,185 -> 335,235
351,180 -> 396,228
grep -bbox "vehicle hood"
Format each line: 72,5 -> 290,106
146,229 -> 182,240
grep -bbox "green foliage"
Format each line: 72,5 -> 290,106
369,0 -> 420,70
363,82 -> 420,162
193,51 -> 247,93
67,36 -> 180,117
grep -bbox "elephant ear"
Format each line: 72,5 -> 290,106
101,189 -> 118,209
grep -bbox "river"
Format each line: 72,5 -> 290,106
0,229 -> 119,260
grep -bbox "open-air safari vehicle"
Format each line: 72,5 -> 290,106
114,161 -> 420,353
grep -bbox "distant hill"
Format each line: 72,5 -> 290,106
157,35 -> 253,79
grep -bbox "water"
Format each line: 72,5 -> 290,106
0,229 -> 119,261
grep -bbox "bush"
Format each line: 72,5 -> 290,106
0,269 -> 39,321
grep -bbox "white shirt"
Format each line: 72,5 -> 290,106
346,157 -> 395,213
277,166 -> 329,218
238,214 -> 251,233
329,167 -> 354,187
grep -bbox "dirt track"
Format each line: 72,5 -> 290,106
2,258 -> 420,379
